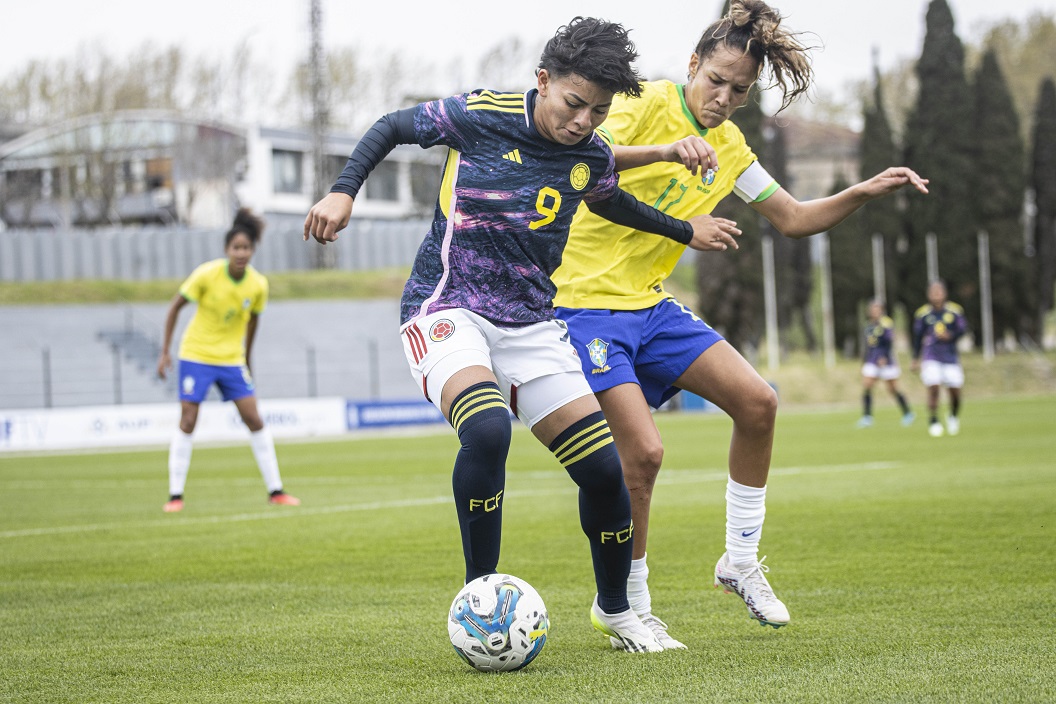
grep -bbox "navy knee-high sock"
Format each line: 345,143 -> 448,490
895,391 -> 910,415
449,382 -> 512,583
550,411 -> 632,614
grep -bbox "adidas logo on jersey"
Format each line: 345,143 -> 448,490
502,149 -> 522,164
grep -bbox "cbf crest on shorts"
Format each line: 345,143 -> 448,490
586,338 -> 611,374
429,319 -> 455,342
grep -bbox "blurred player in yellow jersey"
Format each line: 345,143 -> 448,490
553,0 -> 929,645
156,209 -> 299,513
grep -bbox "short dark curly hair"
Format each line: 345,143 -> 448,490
537,17 -> 643,98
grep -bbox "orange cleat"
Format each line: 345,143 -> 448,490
163,498 -> 184,513
268,491 -> 300,506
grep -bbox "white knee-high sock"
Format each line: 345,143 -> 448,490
726,478 -> 766,567
168,430 -> 193,497
627,555 -> 651,616
250,426 -> 283,493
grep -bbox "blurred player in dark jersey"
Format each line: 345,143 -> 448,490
858,300 -> 914,428
912,281 -> 968,437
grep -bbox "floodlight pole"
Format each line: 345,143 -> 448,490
925,232 -> 939,283
978,230 -> 994,362
871,233 -> 886,304
761,234 -> 779,371
309,0 -> 335,269
818,232 -> 836,369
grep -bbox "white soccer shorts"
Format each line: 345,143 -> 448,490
919,360 -> 964,388
862,362 -> 901,381
401,308 -> 592,428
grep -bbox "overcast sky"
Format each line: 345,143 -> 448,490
3,0 -> 1054,100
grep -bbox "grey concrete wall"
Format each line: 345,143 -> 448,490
0,300 -> 421,410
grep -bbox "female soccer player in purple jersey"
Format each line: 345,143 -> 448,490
858,299 -> 914,429
304,17 -> 734,653
912,280 -> 967,437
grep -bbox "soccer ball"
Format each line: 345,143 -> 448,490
448,573 -> 549,672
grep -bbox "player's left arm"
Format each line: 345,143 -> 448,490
245,313 -> 260,373
752,167 -> 929,239
951,307 -> 969,340
586,187 -> 740,252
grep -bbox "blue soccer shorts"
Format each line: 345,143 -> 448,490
177,359 -> 255,403
555,296 -> 724,409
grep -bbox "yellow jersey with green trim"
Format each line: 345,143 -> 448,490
177,259 -> 268,366
552,79 -> 774,310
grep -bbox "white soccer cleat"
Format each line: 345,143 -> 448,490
856,416 -> 874,429
609,613 -> 687,651
946,416 -> 960,436
929,421 -> 944,438
590,596 -> 664,653
713,553 -> 790,628
902,411 -> 916,427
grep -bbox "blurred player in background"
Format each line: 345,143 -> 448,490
157,209 -> 300,512
912,280 -> 967,438
858,299 -> 914,428
551,0 -> 929,645
304,17 -> 736,652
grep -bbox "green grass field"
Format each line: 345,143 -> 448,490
2,395 -> 1054,703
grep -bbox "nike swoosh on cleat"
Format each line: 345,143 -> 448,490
741,528 -> 760,537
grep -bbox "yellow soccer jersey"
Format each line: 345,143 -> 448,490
552,79 -> 778,310
177,259 -> 268,366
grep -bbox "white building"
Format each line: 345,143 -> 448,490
0,111 -> 443,230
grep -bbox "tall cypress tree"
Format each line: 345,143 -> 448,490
767,122 -> 817,352
859,65 -> 903,310
900,0 -> 977,336
827,174 -> 873,355
971,49 -> 1031,343
1032,78 -> 1056,329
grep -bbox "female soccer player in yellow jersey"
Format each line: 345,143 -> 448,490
552,0 -> 929,646
157,209 -> 299,513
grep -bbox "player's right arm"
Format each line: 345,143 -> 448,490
304,108 -> 418,244
611,137 -> 718,176
158,293 -> 189,380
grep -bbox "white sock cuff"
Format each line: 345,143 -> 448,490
250,426 -> 273,444
727,477 -> 766,499
629,554 -> 649,577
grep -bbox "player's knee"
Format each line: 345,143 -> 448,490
179,409 -> 198,434
551,413 -> 624,496
624,436 -> 663,484
457,410 -> 512,456
450,382 -> 513,456
737,382 -> 778,435
568,444 -> 624,496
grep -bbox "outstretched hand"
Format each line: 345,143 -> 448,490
686,214 -> 741,252
863,167 -> 929,198
303,193 -> 355,245
662,136 -> 718,176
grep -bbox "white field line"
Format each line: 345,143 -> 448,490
0,461 -> 901,539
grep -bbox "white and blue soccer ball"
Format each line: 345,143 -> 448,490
448,573 -> 549,672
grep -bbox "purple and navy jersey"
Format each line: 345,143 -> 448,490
401,89 -> 618,326
863,316 -> 895,365
912,302 -> 967,363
